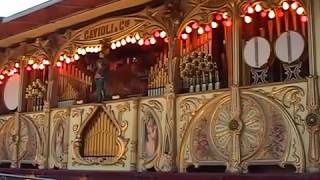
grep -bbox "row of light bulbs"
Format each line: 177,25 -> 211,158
26,58 -> 50,71
110,31 -> 167,50
0,62 -> 20,84
180,12 -> 231,40
77,46 -> 102,55
243,1 -> 307,24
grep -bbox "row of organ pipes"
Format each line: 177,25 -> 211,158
147,58 -> 169,96
83,109 -> 118,157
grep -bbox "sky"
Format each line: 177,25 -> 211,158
0,0 -> 50,17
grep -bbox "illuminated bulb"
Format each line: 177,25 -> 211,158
43,59 -> 50,65
0,81 -> 3,85
268,10 -> 275,19
81,49 -> 86,55
74,54 -> 80,61
66,57 -> 71,64
277,9 -> 284,17
223,19 -> 232,27
244,16 -> 252,24
192,23 -> 199,29
150,37 -> 156,45
247,6 -> 254,14
77,48 -> 82,54
32,64 -> 38,70
28,59 -> 34,65
300,15 -> 308,22
26,66 -> 32,71
126,36 -> 131,43
197,27 -> 204,35
215,14 -> 222,21
164,37 -> 169,43
205,25 -> 211,32
138,39 -> 144,46
255,4 -> 262,12
15,63 -> 19,68
131,38 -> 137,44
181,33 -> 188,40
154,31 -> 160,38
13,68 -> 17,73
85,46 -> 90,52
160,31 -> 167,38
185,26 -> 192,33
296,7 -> 304,15
144,39 -> 150,46
59,55 -> 64,61
291,2 -> 298,10
260,10 -> 267,18
116,41 -> 121,48
211,21 -> 218,28
222,12 -> 229,19
0,75 -> 4,80
135,33 -> 141,40
121,39 -> 127,46
56,62 -> 62,67
282,1 -> 289,10
111,43 -> 117,50
39,64 -> 45,70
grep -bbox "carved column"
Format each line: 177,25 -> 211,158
226,1 -> 243,173
305,0 -> 320,172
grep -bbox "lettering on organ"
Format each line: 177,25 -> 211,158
83,20 -> 131,40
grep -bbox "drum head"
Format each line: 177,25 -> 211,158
3,74 -> 20,110
275,31 -> 305,63
243,37 -> 271,68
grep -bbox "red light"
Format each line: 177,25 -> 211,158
260,10 -> 267,18
164,37 -> 169,43
144,39 -> 150,46
277,9 -> 284,18
154,31 -> 160,38
56,62 -> 62,67
26,66 -> 32,71
205,25 -> 211,32
181,33 -> 188,40
300,15 -> 308,22
0,81 -> 3,85
223,20 -> 232,27
215,14 -> 222,21
192,23 -> 199,29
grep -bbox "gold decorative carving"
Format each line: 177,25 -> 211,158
256,86 -> 306,130
51,110 -> 69,169
72,105 -> 129,166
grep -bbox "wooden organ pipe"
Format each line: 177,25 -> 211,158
82,109 -> 119,157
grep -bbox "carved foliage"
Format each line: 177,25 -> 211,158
72,104 -> 129,166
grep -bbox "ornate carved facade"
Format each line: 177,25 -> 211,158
0,0 -> 320,174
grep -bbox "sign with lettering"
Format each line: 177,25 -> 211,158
73,18 -> 145,44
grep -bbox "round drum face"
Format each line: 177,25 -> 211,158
243,37 -> 271,68
3,74 -> 20,110
274,31 -> 305,63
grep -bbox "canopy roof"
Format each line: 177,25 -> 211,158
0,0 -> 153,48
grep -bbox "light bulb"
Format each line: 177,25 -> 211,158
282,1 -> 289,10
126,36 -> 131,43
291,2 -> 298,10
135,33 -> 141,40
138,39 -> 144,46
131,38 -> 137,44
56,62 -> 62,67
185,26 -> 192,33
268,10 -> 275,19
255,4 -> 262,12
296,7 -> 304,15
28,59 -> 34,65
197,27 -> 204,35
0,75 -> 4,80
248,6 -> 254,14
15,63 -> 20,68
111,43 -> 116,50
181,33 -> 188,40
121,39 -> 127,46
66,57 -> 71,64
32,64 -> 38,70
116,41 -> 121,47
211,21 -> 218,28
74,54 -> 80,61
77,48 -> 82,54
160,31 -> 167,38
222,12 -> 228,19
150,37 -> 156,45
244,16 -> 252,24
39,64 -> 45,70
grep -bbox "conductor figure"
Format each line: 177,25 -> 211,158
95,53 -> 108,102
